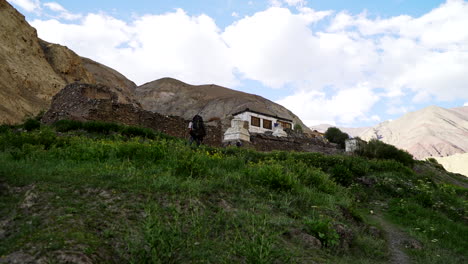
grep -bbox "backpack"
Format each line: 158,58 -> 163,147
191,115 -> 206,138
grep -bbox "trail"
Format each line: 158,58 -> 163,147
372,215 -> 411,264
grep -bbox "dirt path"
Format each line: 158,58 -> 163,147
371,215 -> 411,264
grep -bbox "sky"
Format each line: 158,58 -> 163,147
7,0 -> 468,127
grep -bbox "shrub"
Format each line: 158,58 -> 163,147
82,121 -> 121,134
23,118 -> 41,131
53,119 -> 84,132
426,157 -> 446,171
293,124 -> 303,132
120,126 -> 155,139
360,139 -> 414,167
303,217 -> 339,248
247,163 -> 298,191
0,124 -> 11,134
324,127 -> 349,149
328,164 -> 354,186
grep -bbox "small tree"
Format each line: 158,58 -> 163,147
324,127 -> 349,149
293,124 -> 303,132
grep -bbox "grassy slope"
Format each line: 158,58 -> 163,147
0,121 -> 466,263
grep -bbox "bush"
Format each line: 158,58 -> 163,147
426,157 -> 446,171
53,120 -> 84,132
293,124 -> 303,132
247,163 -> 298,191
120,126 -> 155,139
23,118 -> 41,131
324,127 -> 349,149
0,124 -> 11,134
303,217 -> 339,248
328,164 -> 354,186
359,139 -> 414,167
82,121 -> 121,134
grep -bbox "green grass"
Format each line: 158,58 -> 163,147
0,121 -> 466,263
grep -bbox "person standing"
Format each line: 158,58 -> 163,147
188,115 -> 205,146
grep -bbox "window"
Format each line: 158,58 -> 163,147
279,121 -> 292,129
263,119 -> 272,129
251,116 -> 260,127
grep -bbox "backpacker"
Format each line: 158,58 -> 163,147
191,115 -> 206,138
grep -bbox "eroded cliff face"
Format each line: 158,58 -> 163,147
0,0 -> 65,124
0,1 -> 138,124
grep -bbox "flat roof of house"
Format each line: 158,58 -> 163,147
232,108 -> 293,122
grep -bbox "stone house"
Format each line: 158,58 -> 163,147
231,108 -> 293,134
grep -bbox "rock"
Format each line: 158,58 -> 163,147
334,224 -> 354,250
368,226 -> 382,238
0,251 -> 36,264
356,177 -> 376,187
20,188 -> 37,209
284,229 -> 322,249
403,239 -> 423,250
47,250 -> 93,264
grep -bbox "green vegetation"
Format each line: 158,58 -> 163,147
324,127 -> 349,148
293,123 -> 303,132
0,120 -> 466,263
358,139 -> 415,167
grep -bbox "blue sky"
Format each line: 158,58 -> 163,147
7,0 -> 468,127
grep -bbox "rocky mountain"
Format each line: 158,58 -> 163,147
0,0 -> 137,124
135,78 -> 312,134
312,106 -> 468,161
359,105 -> 468,160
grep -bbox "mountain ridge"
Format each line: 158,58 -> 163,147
312,105 -> 468,160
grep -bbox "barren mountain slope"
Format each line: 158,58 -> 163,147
0,1 -> 138,124
435,153 -> 468,177
360,106 -> 468,159
309,124 -> 369,138
0,0 -> 65,124
135,78 -> 312,133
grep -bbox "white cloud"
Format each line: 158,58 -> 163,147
7,0 -> 41,12
43,2 -> 82,20
32,9 -> 237,86
231,12 -> 239,17
284,0 -> 307,8
223,7 -> 340,89
43,2 -> 64,12
276,83 -> 380,126
464,102 -> 468,106
268,0 -> 282,7
327,0 -> 468,104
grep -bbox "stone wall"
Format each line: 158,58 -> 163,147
42,83 -> 223,147
43,83 -> 340,154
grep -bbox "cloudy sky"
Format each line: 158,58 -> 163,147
7,0 -> 468,127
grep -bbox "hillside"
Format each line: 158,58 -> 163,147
435,153 -> 468,177
0,1 -> 137,124
359,105 -> 468,159
312,106 -> 468,161
135,78 -> 312,134
0,121 -> 467,263
309,124 -> 369,138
